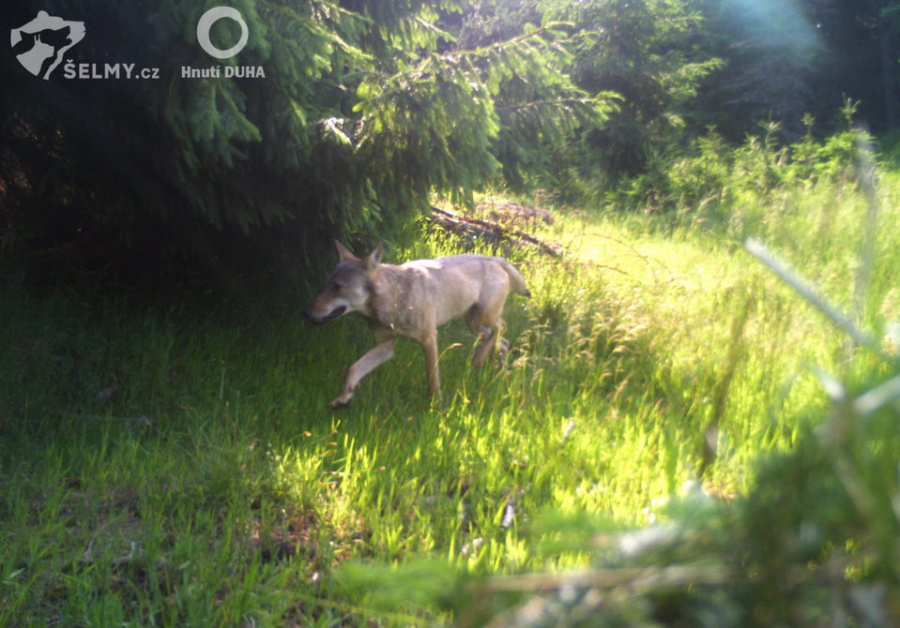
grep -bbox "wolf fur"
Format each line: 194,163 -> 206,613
304,241 -> 530,407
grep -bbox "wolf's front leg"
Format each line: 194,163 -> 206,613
330,338 -> 396,408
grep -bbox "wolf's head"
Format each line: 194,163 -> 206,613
303,241 -> 383,324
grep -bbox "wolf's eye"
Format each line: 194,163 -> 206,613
331,282 -> 343,291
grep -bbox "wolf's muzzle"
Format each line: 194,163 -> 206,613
304,305 -> 347,324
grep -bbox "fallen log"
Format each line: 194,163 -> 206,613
429,206 -> 563,258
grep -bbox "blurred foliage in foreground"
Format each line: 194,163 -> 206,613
341,347 -> 900,626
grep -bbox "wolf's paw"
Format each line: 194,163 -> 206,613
498,338 -> 510,361
328,393 -> 353,409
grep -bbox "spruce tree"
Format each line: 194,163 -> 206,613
2,0 -> 612,276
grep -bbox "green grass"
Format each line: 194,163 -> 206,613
2,171 -> 899,625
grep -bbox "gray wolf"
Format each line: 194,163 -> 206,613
304,241 -> 530,407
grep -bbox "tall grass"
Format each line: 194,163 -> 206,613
1,159 -> 898,624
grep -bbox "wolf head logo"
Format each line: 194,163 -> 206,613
11,11 -> 86,79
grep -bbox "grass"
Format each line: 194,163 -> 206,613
2,169 -> 899,625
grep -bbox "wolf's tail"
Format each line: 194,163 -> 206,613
496,259 -> 531,297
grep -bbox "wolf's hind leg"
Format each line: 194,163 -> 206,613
467,318 -> 506,367
466,302 -> 509,367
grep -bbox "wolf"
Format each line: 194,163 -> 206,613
304,241 -> 530,407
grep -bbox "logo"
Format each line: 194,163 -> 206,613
183,6 -> 265,79
197,7 -> 249,60
10,10 -> 85,79
10,7 -> 265,81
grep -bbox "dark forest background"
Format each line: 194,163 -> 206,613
2,0 -> 899,285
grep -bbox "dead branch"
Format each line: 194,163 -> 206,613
428,206 -> 562,258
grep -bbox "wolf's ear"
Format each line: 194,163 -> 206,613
335,240 -> 357,262
363,242 -> 384,269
